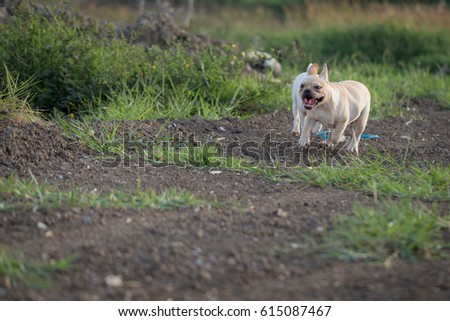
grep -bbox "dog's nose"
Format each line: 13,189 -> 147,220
304,88 -> 312,95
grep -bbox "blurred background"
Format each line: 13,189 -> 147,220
1,0 -> 448,116
55,0 -> 450,70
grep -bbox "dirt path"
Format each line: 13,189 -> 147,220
1,100 -> 449,300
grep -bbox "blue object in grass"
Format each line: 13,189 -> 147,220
314,131 -> 379,140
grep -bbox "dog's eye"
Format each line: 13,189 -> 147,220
300,84 -> 305,89
314,85 -> 322,91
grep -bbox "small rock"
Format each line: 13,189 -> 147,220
219,126 -> 226,132
105,274 -> 123,287
210,170 -> 222,175
200,271 -> 212,282
276,209 -> 288,218
37,221 -> 47,230
83,216 -> 92,224
192,247 -> 202,256
195,258 -> 204,267
45,230 -> 53,238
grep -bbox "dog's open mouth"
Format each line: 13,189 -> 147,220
302,96 -> 324,110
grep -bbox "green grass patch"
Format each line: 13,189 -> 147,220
326,200 -> 450,261
0,173 -> 212,212
0,248 -> 73,288
262,153 -> 450,201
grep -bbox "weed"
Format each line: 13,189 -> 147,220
0,65 -> 42,124
0,248 -> 73,288
325,200 -> 450,261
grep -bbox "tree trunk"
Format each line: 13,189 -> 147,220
138,0 -> 146,16
184,0 -> 194,28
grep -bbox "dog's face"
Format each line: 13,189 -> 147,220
300,63 -> 329,110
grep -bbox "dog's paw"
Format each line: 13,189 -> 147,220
319,140 -> 331,148
298,136 -> 310,147
291,129 -> 300,137
345,143 -> 359,155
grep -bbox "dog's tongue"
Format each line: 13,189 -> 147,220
303,98 -> 315,105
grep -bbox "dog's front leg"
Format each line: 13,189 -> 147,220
298,116 -> 315,147
299,110 -> 306,133
331,122 -> 347,146
291,104 -> 300,136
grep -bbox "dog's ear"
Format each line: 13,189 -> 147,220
307,63 -> 319,76
320,63 -> 329,81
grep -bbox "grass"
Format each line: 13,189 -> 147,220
0,65 -> 43,124
325,200 -> 450,261
0,7 -> 284,117
257,198 -> 449,262
0,248 -> 73,288
0,172 -> 213,212
258,151 -> 450,202
0,7 -> 146,114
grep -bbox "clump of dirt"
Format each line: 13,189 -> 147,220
127,11 -> 224,50
0,119 -> 84,174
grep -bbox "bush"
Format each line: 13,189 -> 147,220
0,9 -> 147,114
0,8 -> 285,118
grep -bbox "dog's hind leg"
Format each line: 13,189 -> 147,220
346,103 -> 370,154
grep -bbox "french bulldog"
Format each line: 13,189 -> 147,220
298,63 -> 371,154
291,63 -> 322,137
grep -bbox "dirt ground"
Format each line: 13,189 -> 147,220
0,99 -> 449,300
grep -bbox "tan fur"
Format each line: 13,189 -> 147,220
298,63 -> 371,155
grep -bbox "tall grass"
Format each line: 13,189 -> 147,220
0,65 -> 43,124
83,47 -> 287,121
